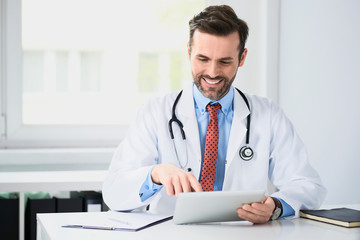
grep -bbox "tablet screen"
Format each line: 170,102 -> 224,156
173,190 -> 265,224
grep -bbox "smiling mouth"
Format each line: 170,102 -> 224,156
203,77 -> 222,85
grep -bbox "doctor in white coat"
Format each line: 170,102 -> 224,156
103,5 -> 326,223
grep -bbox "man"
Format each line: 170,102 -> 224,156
103,5 -> 326,223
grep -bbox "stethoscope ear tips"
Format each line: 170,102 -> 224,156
239,146 -> 253,161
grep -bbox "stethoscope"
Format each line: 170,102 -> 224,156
168,88 -> 254,171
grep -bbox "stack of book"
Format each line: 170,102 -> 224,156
300,207 -> 360,228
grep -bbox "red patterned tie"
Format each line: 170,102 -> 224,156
200,104 -> 221,192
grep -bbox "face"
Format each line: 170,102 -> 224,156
188,30 -> 247,100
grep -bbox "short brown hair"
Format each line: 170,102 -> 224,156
188,5 -> 249,61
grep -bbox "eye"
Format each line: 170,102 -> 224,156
198,58 -> 208,62
220,61 -> 231,65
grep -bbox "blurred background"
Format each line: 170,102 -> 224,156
0,0 -> 359,206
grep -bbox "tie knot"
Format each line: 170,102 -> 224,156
206,104 -> 221,118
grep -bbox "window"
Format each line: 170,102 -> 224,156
0,0 -> 205,148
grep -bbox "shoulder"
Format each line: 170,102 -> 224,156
242,93 -> 279,112
240,93 -> 288,125
144,90 -> 181,110
136,90 -> 182,120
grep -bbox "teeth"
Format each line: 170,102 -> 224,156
204,78 -> 221,85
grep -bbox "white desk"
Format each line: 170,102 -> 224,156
0,170 -> 107,240
37,211 -> 360,240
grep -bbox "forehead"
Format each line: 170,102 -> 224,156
191,30 -> 240,58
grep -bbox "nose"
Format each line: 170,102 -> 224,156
207,61 -> 219,78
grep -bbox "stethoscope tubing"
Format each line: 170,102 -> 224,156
168,88 -> 254,168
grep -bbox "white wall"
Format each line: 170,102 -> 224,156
279,0 -> 360,204
208,0 -> 279,99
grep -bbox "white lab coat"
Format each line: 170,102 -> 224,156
102,84 -> 326,217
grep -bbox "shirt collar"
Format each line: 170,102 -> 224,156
193,83 -> 234,115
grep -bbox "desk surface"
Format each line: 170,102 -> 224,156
37,211 -> 360,240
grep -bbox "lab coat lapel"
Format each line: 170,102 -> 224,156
226,89 -> 249,167
176,84 -> 202,170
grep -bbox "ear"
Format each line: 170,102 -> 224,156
238,48 -> 248,67
187,42 -> 191,59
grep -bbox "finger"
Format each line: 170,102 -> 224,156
243,203 -> 269,217
172,175 -> 183,197
179,174 -> 191,193
239,202 -> 272,222
163,178 -> 175,196
251,202 -> 272,213
252,196 -> 276,215
246,195 -> 272,210
187,173 -> 203,192
237,208 -> 269,224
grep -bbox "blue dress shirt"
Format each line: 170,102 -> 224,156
193,84 -> 234,191
139,84 -> 294,217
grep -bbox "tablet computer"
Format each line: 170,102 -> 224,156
173,190 -> 264,224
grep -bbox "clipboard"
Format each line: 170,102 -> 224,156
62,211 -> 173,232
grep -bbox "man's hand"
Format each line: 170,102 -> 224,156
237,196 -> 276,223
151,163 -> 203,197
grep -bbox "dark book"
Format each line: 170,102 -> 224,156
54,197 -> 83,213
70,191 -> 103,212
25,198 -> 56,240
0,198 -> 19,240
300,208 -> 360,228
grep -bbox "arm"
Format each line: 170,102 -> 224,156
102,101 -> 161,211
267,103 -> 326,217
237,101 -> 325,223
103,97 -> 203,211
139,169 -> 163,202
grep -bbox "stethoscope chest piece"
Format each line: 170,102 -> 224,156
239,146 -> 253,161
170,88 -> 255,168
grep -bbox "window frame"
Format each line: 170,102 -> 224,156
0,0 -> 127,148
0,0 -> 280,149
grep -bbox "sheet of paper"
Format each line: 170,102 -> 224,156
63,211 -> 173,231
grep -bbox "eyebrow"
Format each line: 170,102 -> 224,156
196,54 -> 234,61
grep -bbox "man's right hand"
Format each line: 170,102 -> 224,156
151,163 -> 203,197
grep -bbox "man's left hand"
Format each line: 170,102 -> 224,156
237,196 -> 276,223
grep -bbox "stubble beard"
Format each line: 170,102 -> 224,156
193,72 -> 237,100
